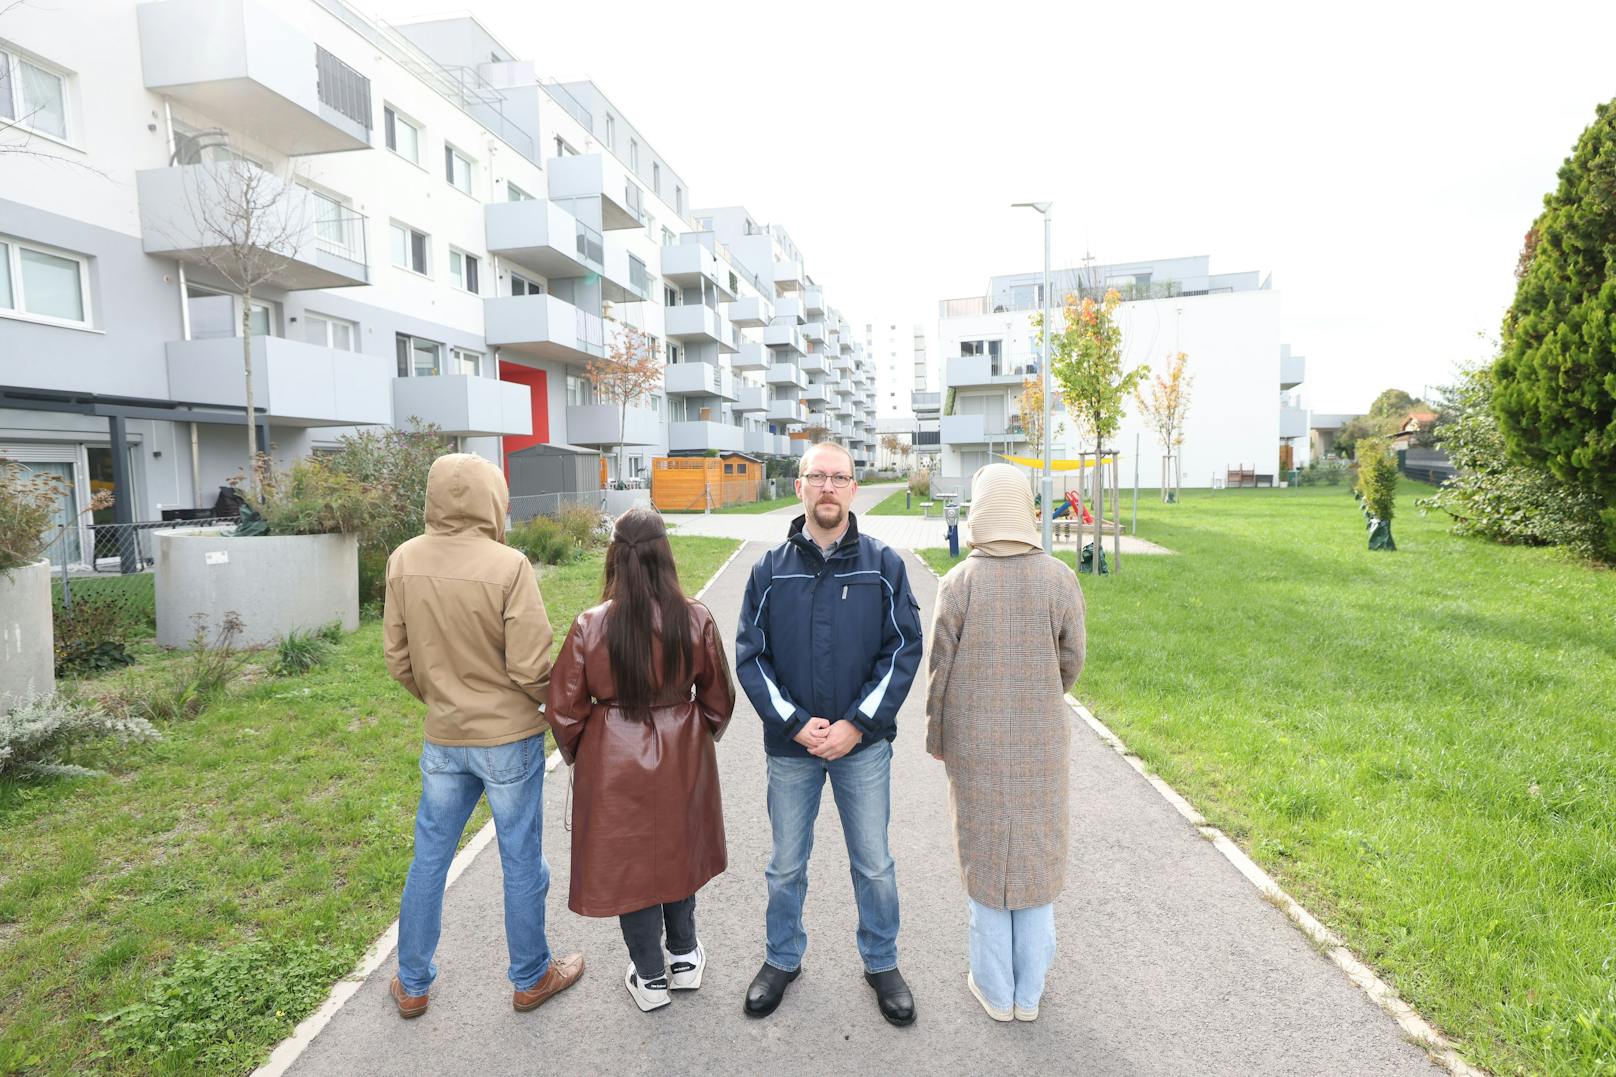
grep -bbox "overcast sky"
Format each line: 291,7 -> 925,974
377,0 -> 1616,412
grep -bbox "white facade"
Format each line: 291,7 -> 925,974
936,257 -> 1306,496
0,0 -> 878,563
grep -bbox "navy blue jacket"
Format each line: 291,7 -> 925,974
736,512 -> 923,759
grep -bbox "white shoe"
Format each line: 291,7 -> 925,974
1014,1002 -> 1039,1022
664,940 -> 705,990
624,963 -> 670,1012
967,973 -> 1012,1022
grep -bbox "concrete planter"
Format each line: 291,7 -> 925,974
0,559 -> 55,712
155,531 -> 359,648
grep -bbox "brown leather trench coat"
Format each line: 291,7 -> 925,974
547,599 -> 735,917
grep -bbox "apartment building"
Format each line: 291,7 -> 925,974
0,0 -> 876,565
936,255 -> 1306,496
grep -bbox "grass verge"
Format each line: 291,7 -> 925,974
921,483 -> 1616,1076
0,535 -> 740,1075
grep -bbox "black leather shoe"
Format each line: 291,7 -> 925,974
744,961 -> 800,1017
864,967 -> 915,1026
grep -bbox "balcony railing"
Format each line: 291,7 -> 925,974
576,220 -> 604,267
939,279 -> 1240,318
314,206 -> 368,264
629,254 -> 648,295
316,46 -> 372,131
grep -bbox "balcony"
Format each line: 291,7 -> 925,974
745,428 -> 787,456
661,243 -> 738,300
734,383 -> 767,413
940,414 -> 1026,446
1280,403 -> 1308,439
565,403 -> 661,446
485,199 -> 600,279
166,335 -> 391,425
664,361 -> 737,400
137,162 -> 368,289
763,324 -> 805,355
1281,350 -> 1306,390
765,363 -> 806,390
799,353 -> 829,375
602,247 -> 651,304
137,0 -> 371,156
733,341 -> 770,372
727,294 -> 773,328
774,297 -> 806,324
946,354 -> 1040,389
546,153 -> 643,230
768,399 -> 808,425
483,294 -> 605,366
774,259 -> 803,287
803,287 -> 825,315
801,320 -> 828,343
663,304 -> 729,346
393,375 -> 530,437
803,380 -> 832,404
669,421 -> 744,453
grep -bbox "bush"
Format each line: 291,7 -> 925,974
132,613 -> 247,723
53,587 -> 140,677
1296,457 -> 1350,487
508,510 -> 608,566
102,938 -> 353,1070
1,460 -> 83,573
1355,438 -> 1398,521
557,505 -> 606,549
251,456 -> 383,539
1419,364 -> 1607,559
271,626 -> 335,676
0,691 -> 159,779
908,469 -> 931,500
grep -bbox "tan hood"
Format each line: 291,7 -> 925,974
425,453 -> 508,542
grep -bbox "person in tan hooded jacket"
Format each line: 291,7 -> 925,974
382,453 -> 583,1019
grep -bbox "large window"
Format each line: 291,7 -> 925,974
507,181 -> 534,202
0,237 -> 88,325
0,48 -> 68,141
448,249 -> 479,294
383,105 -> 420,164
395,333 -> 442,377
510,273 -> 543,297
444,145 -> 472,194
303,312 -> 356,350
390,222 -> 428,275
452,347 -> 482,376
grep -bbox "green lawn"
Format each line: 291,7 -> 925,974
867,487 -> 966,517
0,535 -> 740,1076
920,483 -> 1616,1077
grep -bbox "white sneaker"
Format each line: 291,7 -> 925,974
1014,1002 -> 1039,1022
967,973 -> 1012,1022
664,940 -> 705,990
624,963 -> 670,1012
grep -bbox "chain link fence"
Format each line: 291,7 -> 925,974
507,489 -> 650,525
45,518 -> 237,615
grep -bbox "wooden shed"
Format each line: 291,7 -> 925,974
652,453 -> 765,511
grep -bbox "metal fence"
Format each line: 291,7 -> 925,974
508,490 -> 649,525
43,517 -> 237,614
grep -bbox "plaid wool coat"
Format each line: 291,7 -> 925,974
925,550 -> 1086,909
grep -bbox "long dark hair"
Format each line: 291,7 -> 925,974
601,507 -> 692,723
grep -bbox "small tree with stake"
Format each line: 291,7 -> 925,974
1134,350 -> 1192,502
1354,436 -> 1398,550
586,320 -> 664,490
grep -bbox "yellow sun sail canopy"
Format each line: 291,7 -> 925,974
997,454 -> 1116,471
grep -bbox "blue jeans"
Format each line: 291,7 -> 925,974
968,899 -> 1056,1011
397,735 -> 552,995
764,739 -> 899,974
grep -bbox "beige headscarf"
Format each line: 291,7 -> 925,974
966,463 -> 1043,557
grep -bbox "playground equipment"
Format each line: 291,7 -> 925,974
1000,450 -> 1123,574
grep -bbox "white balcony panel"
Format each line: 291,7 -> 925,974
166,335 -> 391,425
669,421 -> 745,453
483,295 -> 605,367
566,404 -> 661,446
393,375 -> 531,437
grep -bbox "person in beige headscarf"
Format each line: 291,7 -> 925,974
925,462 -> 1086,1023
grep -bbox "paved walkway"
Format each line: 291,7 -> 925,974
281,534 -> 1439,1076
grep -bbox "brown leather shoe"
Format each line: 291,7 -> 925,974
390,974 -> 429,1019
512,952 -> 585,1012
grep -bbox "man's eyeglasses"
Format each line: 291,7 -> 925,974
803,472 -> 853,489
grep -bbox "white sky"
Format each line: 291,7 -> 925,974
376,0 -> 1616,413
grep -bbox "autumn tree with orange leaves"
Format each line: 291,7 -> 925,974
586,321 -> 664,489
1134,350 -> 1193,502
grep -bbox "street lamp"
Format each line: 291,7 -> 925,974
1012,201 -> 1054,553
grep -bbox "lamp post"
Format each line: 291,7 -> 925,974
1012,201 -> 1054,553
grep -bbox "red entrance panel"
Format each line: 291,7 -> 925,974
498,360 -> 548,476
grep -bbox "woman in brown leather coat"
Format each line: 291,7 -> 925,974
548,507 -> 735,1012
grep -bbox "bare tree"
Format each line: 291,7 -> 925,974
586,319 -> 664,489
0,2 -> 109,177
169,155 -> 313,498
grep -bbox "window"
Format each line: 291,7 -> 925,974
445,145 -> 472,193
383,105 -> 420,164
0,237 -> 88,325
663,284 -> 678,308
566,374 -> 589,406
644,212 -> 655,241
448,249 -> 480,293
666,343 -> 682,365
652,162 -> 660,196
0,49 -> 68,141
723,462 -> 734,475
395,333 -> 442,377
674,185 -> 684,215
629,139 -> 639,171
661,227 -> 676,248
247,301 -> 273,336
390,222 -> 428,275
507,181 -> 533,201
604,113 -> 615,149
303,312 -> 356,350
452,347 -> 482,376
510,273 -> 543,297
553,135 -> 575,158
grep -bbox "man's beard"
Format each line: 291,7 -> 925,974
813,500 -> 845,528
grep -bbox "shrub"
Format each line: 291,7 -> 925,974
271,627 -> 335,676
507,515 -> 595,565
133,613 -> 247,723
1355,438 -> 1398,522
557,505 -> 606,550
0,461 -> 109,573
0,691 -> 159,779
102,938 -> 353,1070
316,620 -> 343,644
1296,457 -> 1350,487
251,456 -> 383,539
53,587 -> 140,677
908,469 -> 931,499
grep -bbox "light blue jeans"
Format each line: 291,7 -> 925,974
968,899 -> 1056,1012
764,739 -> 900,974
397,734 -> 552,995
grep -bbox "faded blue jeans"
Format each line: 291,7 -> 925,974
764,739 -> 899,974
397,734 -> 552,995
968,899 -> 1057,1012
